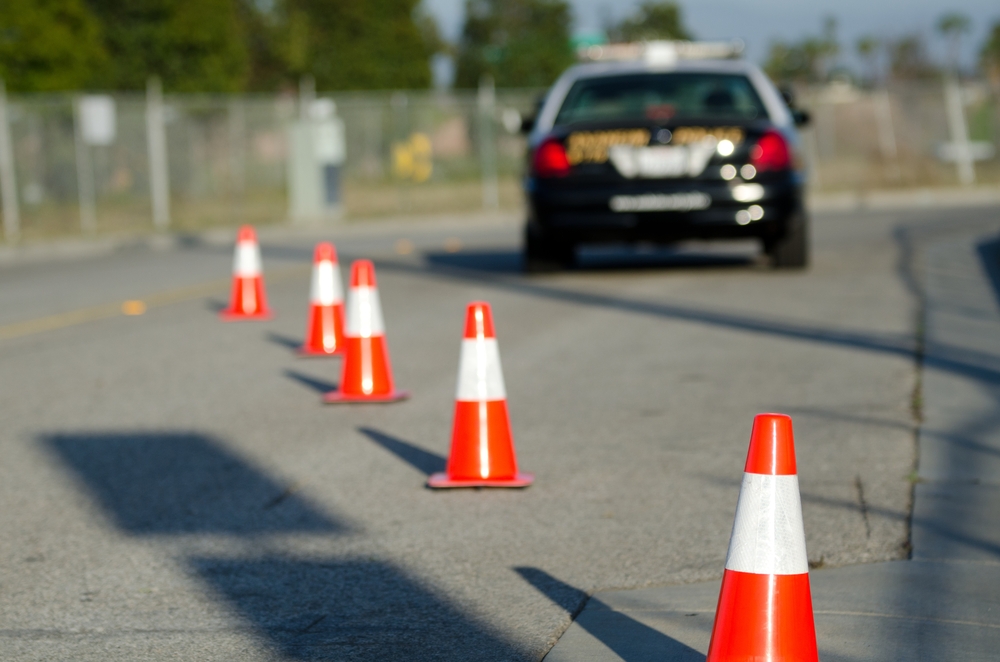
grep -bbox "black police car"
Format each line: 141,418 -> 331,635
522,41 -> 810,271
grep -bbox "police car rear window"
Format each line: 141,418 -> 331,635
554,73 -> 767,125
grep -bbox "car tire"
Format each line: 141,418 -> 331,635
524,224 -> 575,272
766,210 -> 809,269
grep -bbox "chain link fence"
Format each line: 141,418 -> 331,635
795,79 -> 1000,192
0,80 -> 998,244
0,86 -> 540,243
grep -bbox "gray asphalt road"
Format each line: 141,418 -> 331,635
546,213 -> 1000,661
0,204 -> 953,660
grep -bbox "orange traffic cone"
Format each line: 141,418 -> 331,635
219,225 -> 273,320
428,302 -> 533,488
706,413 -> 818,662
323,260 -> 409,403
299,242 -> 346,356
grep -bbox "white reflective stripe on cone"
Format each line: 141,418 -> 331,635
345,286 -> 385,338
310,261 -> 343,305
724,473 -> 809,575
234,242 -> 262,277
456,338 -> 506,401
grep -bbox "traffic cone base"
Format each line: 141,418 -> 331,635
427,472 -> 534,488
298,305 -> 346,356
322,336 -> 399,402
323,389 -> 410,404
453,400 -> 521,470
298,348 -> 341,357
707,570 -> 817,661
220,310 -> 273,321
219,278 -> 273,321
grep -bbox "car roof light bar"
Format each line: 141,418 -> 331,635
577,40 -> 745,65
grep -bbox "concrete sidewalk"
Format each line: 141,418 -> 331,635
543,221 -> 1000,661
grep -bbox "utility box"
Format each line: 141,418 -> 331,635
288,99 -> 345,224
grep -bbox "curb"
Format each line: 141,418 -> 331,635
808,186 -> 1000,212
3,189 -> 999,269
0,211 -> 521,270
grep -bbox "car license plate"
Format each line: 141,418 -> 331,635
609,192 -> 711,212
608,140 -> 717,179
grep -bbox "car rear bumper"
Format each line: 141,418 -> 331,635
527,177 -> 803,242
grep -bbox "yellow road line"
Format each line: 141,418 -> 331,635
0,264 -> 309,341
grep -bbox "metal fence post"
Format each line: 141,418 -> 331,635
802,127 -> 823,191
146,77 -> 171,228
228,98 -> 246,223
874,89 -> 900,181
299,75 -> 316,121
391,91 -> 409,212
478,75 -> 499,211
73,97 -> 98,233
943,76 -> 975,186
0,80 -> 20,242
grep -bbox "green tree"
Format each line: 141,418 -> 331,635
281,0 -> 432,90
937,12 -> 970,74
415,5 -> 447,57
855,35 -> 881,86
982,21 -> 1000,87
763,16 -> 838,83
764,39 -> 834,83
0,0 -> 107,91
455,0 -> 574,88
764,42 -> 808,82
86,0 -> 249,92
888,35 -> 937,80
238,0 -> 289,92
607,1 -> 691,43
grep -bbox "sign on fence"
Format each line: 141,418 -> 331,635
936,142 -> 996,163
79,96 -> 116,146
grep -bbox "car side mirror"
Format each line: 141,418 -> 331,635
779,86 -> 795,108
520,115 -> 536,134
792,109 -> 810,127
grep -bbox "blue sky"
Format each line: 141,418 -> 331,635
422,0 -> 999,71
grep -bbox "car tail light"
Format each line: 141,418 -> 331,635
749,130 -> 791,172
532,138 -> 570,177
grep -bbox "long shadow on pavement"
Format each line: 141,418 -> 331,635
358,427 -> 446,476
424,246 -> 755,275
976,234 -> 1000,313
516,567 -> 705,662
369,235 -> 1000,388
267,332 -> 303,352
205,298 -> 227,313
284,369 -> 337,394
188,556 -> 523,661
42,432 -> 343,535
426,250 -> 523,274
